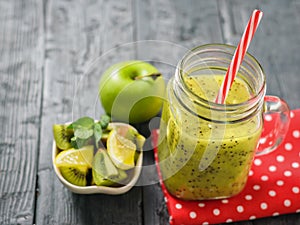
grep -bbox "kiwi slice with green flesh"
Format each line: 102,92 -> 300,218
53,124 -> 73,150
92,149 -> 127,186
59,166 -> 88,186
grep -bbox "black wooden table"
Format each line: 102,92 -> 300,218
1,0 -> 300,224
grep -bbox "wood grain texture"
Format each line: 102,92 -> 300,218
36,0 -> 142,224
0,0 -> 44,224
0,0 -> 299,225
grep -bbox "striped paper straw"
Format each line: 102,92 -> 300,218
215,9 -> 263,104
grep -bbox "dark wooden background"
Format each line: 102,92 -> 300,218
1,0 -> 300,224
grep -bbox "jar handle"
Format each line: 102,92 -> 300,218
256,96 -> 290,155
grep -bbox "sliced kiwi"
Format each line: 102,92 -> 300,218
53,124 -> 73,150
92,169 -> 127,187
59,166 -> 88,186
92,149 -> 128,186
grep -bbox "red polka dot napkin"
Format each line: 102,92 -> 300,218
153,109 -> 300,225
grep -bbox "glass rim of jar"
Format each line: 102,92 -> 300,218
176,43 -> 266,111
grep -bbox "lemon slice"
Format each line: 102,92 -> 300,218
107,129 -> 137,170
55,145 -> 94,168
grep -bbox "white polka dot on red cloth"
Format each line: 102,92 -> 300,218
284,199 -> 292,207
189,211 -> 197,219
276,155 -> 285,162
285,143 -> 293,151
237,205 -> 244,213
261,175 -> 269,181
213,208 -> 220,216
284,170 -> 292,177
293,130 -> 300,138
253,185 -> 261,190
249,170 -> 254,176
277,180 -> 284,186
292,187 -> 300,194
269,165 -> 277,172
292,162 -> 300,168
268,190 -> 276,197
202,222 -> 209,225
260,202 -> 268,210
249,216 -> 256,220
254,158 -> 262,166
273,212 -> 280,216
245,195 -> 252,200
222,199 -> 229,204
175,203 -> 182,209
226,219 -> 233,223
297,209 -> 300,213
198,203 -> 205,207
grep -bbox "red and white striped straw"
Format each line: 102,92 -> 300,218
215,9 -> 263,104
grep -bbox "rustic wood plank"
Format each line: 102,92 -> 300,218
0,0 -> 44,224
36,0 -> 143,224
135,1 -> 224,224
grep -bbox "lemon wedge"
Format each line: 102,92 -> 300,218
107,129 -> 137,170
55,145 -> 94,168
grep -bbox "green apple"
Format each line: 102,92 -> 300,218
99,60 -> 166,124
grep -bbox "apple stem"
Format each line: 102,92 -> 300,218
134,73 -> 162,81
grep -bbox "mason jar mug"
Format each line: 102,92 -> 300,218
157,44 -> 290,200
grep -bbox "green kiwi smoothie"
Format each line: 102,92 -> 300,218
158,75 -> 263,200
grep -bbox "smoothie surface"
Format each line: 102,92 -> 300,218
184,75 -> 252,104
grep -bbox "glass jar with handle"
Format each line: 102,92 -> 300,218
158,44 -> 290,200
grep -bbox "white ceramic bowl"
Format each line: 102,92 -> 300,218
52,123 -> 143,194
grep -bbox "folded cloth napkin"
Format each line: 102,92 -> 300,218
153,109 -> 300,225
